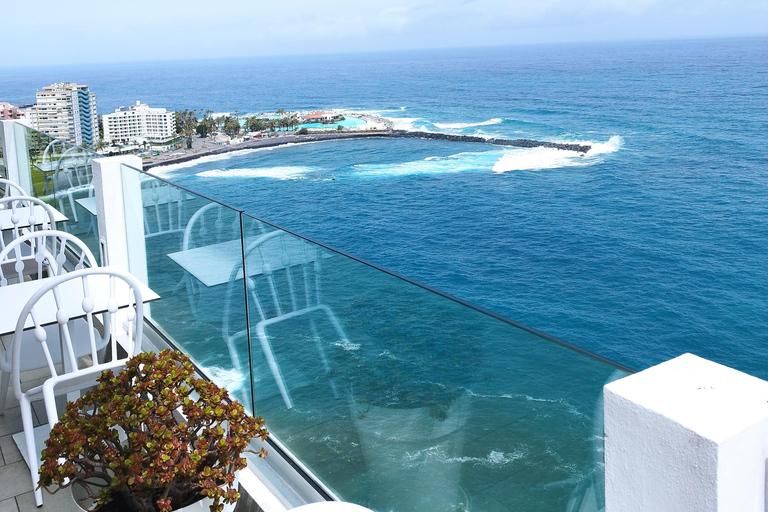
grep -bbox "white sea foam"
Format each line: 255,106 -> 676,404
195,166 -> 316,179
354,150 -> 503,177
386,117 -> 429,131
492,135 -> 622,173
433,118 -> 503,130
463,388 -> 587,418
401,446 -> 525,468
334,340 -> 361,351
200,366 -> 246,393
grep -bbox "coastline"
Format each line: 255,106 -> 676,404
145,129 -> 592,170
143,131 -> 389,170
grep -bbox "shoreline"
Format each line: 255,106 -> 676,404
144,129 -> 592,170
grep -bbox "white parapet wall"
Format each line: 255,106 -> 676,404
604,353 -> 768,512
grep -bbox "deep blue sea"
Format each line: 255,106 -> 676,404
2,37 -> 767,377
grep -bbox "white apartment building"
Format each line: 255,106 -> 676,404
25,83 -> 98,147
102,101 -> 177,144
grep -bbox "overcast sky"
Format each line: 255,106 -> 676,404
3,0 -> 767,67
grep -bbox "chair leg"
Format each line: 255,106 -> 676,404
68,193 -> 78,223
257,326 -> 293,409
309,317 -> 339,400
20,397 -> 43,507
0,371 -> 9,415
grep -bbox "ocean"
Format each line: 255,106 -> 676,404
3,37 -> 768,510
3,38 -> 766,374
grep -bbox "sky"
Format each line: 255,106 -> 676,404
3,0 -> 767,67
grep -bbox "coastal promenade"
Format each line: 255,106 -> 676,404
143,130 -> 592,170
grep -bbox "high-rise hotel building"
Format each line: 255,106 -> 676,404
102,101 -> 176,144
24,83 -> 98,147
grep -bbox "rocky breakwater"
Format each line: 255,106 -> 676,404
391,130 -> 591,153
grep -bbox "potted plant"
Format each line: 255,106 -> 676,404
38,349 -> 269,512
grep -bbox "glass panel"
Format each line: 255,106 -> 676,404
240,212 -> 627,512
0,126 -> 6,179
12,123 -> 100,261
119,164 -> 255,412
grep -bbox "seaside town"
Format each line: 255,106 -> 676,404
0,82 -> 393,168
1,82 -> 590,171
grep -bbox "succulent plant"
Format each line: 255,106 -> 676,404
38,350 -> 268,512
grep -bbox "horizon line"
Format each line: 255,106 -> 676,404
1,33 -> 765,71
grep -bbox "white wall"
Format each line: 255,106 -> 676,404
604,353 -> 768,511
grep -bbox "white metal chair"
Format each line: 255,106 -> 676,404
224,230 -> 347,409
0,230 -> 103,415
0,178 -> 27,206
0,196 -> 58,254
11,267 -> 144,506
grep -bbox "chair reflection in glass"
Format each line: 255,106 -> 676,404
141,178 -> 189,242
179,203 -> 268,323
48,146 -> 93,225
224,230 -> 350,409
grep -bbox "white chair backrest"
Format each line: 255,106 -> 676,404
227,230 -> 322,326
0,229 -> 97,286
142,180 -> 187,239
42,139 -> 67,168
183,203 -> 268,251
0,179 -> 27,204
0,196 -> 58,251
10,267 -> 144,400
52,146 -> 92,192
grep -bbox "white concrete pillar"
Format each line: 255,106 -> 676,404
604,353 -> 768,512
91,155 -> 148,285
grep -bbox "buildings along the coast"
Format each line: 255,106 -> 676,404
0,102 -> 21,120
102,101 -> 176,145
22,82 -> 98,147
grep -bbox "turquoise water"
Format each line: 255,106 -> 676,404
299,116 -> 366,130
5,37 -> 768,511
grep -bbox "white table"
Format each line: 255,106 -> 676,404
0,267 -> 160,336
0,205 -> 68,232
167,236 -> 331,288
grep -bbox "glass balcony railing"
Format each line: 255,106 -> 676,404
6,122 -> 632,512
0,126 -> 5,179
12,123 -> 100,261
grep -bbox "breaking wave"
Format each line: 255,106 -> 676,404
195,166 -> 316,179
492,136 -> 622,173
433,118 -> 503,129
